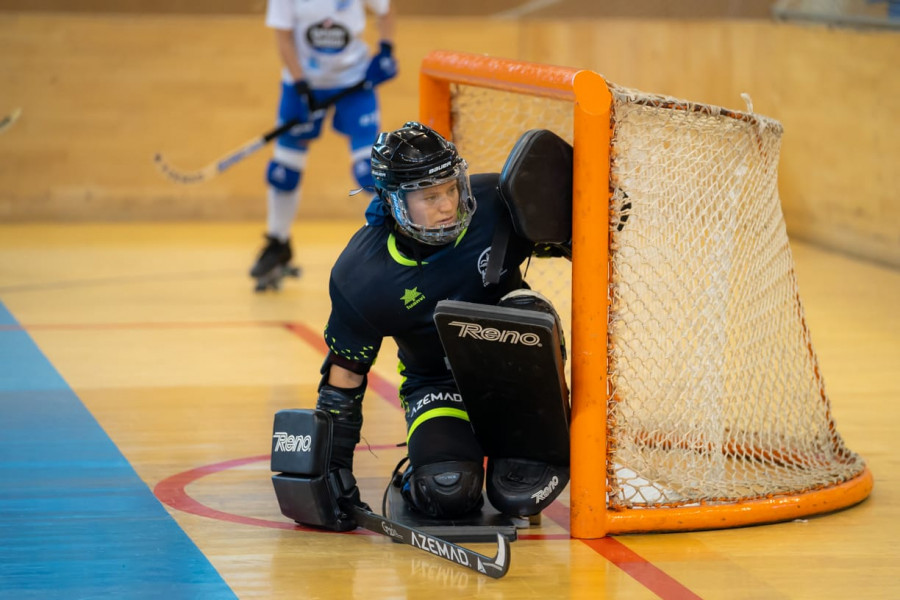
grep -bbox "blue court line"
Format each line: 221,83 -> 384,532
0,303 -> 237,599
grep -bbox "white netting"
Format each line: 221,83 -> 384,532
447,80 -> 866,511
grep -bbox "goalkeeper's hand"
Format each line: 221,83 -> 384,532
324,467 -> 371,532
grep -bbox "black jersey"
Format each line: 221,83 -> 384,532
325,173 -> 534,392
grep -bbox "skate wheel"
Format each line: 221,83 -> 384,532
252,263 -> 298,292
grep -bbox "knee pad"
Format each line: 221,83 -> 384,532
498,288 -> 560,321
487,457 -> 569,517
266,160 -> 302,192
402,460 -> 484,518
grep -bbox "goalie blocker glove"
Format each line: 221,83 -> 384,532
271,402 -> 369,532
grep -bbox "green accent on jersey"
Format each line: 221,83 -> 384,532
387,227 -> 469,266
406,407 -> 470,443
401,287 -> 425,310
387,234 -> 426,266
324,325 -> 378,363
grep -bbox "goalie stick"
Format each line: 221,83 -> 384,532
0,108 -> 22,134
351,506 -> 511,579
154,80 -> 370,184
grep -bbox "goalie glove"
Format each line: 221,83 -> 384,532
270,407 -> 370,532
365,41 -> 398,87
270,380 -> 370,532
317,383 -> 370,530
533,240 -> 572,260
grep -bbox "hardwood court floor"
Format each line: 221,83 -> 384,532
0,221 -> 898,599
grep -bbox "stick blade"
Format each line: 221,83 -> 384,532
352,507 -> 512,578
153,152 -> 213,184
0,108 -> 22,134
479,533 -> 511,578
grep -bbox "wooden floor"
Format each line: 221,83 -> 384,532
0,221 -> 898,599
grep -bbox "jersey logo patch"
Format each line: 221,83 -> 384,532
477,247 -> 505,287
401,287 -> 425,310
306,20 -> 350,54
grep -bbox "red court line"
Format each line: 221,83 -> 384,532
283,320 -> 698,596
155,453 -> 698,598
283,321 -> 403,411
17,317 -> 694,596
153,452 -> 386,536
154,454 -> 298,531
583,538 -> 704,600
154,452 -> 567,540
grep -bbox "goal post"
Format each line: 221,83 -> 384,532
419,50 -> 872,539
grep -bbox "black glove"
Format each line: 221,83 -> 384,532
533,239 -> 572,259
326,467 -> 371,532
317,382 -> 368,531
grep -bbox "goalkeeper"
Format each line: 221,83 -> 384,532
300,121 -> 572,531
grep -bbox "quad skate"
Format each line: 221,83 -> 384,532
250,235 -> 301,292
254,263 -> 302,292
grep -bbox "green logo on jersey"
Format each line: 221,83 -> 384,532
402,287 -> 425,310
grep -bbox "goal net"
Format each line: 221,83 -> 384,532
419,50 -> 872,538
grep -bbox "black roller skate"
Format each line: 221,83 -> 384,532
250,235 -> 301,292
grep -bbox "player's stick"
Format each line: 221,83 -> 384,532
0,108 -> 22,134
351,506 -> 511,579
154,81 -> 370,184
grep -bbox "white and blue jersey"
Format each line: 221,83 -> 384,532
266,0 -> 391,89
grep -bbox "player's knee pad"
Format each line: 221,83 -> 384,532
401,460 -> 484,518
486,457 -> 569,517
266,160 -> 302,192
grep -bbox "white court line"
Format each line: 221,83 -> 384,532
493,0 -> 561,19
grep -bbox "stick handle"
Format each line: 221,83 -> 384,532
261,80 -> 371,143
262,119 -> 300,143
154,80 -> 372,184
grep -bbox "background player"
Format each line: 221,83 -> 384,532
251,0 -> 397,291
309,121 -> 568,531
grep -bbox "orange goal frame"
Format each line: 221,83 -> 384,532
418,49 -> 873,539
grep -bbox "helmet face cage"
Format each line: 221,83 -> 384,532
385,162 -> 476,245
371,122 -> 478,245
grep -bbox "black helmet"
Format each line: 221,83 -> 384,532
371,121 -> 476,245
